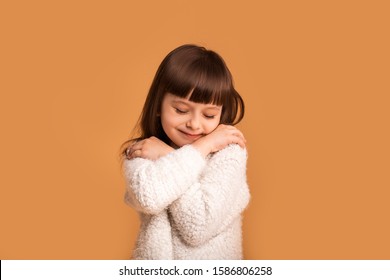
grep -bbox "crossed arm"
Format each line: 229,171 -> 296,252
123,124 -> 249,246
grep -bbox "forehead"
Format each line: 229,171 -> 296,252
164,93 -> 222,110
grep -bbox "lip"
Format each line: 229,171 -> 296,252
179,130 -> 203,139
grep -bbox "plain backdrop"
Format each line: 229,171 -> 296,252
1,0 -> 389,259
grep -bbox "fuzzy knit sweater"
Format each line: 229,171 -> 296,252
123,144 -> 250,260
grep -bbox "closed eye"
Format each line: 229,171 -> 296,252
204,115 -> 215,119
175,108 -> 188,114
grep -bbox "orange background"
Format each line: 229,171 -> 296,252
1,0 -> 389,259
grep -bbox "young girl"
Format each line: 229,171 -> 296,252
121,44 -> 250,260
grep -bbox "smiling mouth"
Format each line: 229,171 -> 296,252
179,130 -> 203,137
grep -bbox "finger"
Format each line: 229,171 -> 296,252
131,141 -> 144,150
133,149 -> 143,158
232,135 -> 246,148
125,147 -> 132,158
127,148 -> 142,159
126,148 -> 135,159
234,129 -> 246,142
225,126 -> 243,136
230,130 -> 246,143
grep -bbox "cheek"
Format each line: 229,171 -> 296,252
205,119 -> 220,133
161,112 -> 179,129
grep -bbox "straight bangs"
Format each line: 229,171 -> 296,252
164,52 -> 234,106
120,44 -> 245,160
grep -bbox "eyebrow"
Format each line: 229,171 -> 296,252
171,100 -> 221,110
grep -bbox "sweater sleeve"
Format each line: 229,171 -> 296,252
123,145 -> 206,215
169,144 -> 251,247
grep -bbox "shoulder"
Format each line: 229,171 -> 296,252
208,144 -> 247,164
123,144 -> 206,174
212,144 -> 247,158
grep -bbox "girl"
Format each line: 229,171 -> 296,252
121,44 -> 250,260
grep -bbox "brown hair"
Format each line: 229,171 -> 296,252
120,44 -> 244,156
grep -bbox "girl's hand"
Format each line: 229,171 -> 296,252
192,124 -> 246,157
126,137 -> 174,160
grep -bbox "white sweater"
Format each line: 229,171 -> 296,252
123,144 -> 250,259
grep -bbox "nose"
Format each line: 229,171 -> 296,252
186,115 -> 200,130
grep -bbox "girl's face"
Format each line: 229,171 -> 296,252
160,93 -> 222,148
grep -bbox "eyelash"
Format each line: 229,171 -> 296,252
175,108 -> 187,114
175,108 -> 215,119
